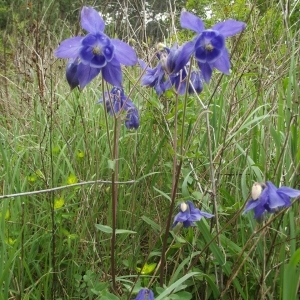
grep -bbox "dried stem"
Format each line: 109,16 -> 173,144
0,180 -> 135,201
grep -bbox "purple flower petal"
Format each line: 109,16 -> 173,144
77,63 -> 100,89
200,211 -> 214,218
267,182 -> 288,209
189,210 -> 202,222
111,39 -> 137,66
212,48 -> 230,75
212,19 -> 246,37
141,72 -> 157,87
277,186 -> 300,198
90,54 -> 107,68
135,289 -> 147,300
81,34 -> 98,46
138,59 -> 147,69
172,41 -> 195,73
148,289 -> 154,300
160,78 -> 172,94
253,205 -> 267,221
102,58 -> 122,87
66,58 -> 79,90
103,44 -> 114,62
171,221 -> 179,228
174,211 -> 189,222
197,62 -> 213,83
55,37 -> 83,58
177,78 -> 187,95
154,85 -> 164,96
81,6 -> 105,34
183,220 -> 195,227
259,187 -> 269,205
170,68 -> 188,95
80,46 -> 97,64
163,44 -> 177,73
134,288 -> 154,300
187,201 -> 196,210
276,193 -> 292,207
125,107 -> 139,129
210,33 -> 225,50
139,60 -> 166,92
243,199 -> 261,213
180,11 -> 205,33
188,71 -> 203,94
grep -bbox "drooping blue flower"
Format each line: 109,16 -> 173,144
138,57 -> 171,96
98,87 -> 139,129
65,58 -> 80,90
169,67 -> 203,95
161,42 -> 194,75
55,6 -> 137,89
172,201 -> 214,228
134,288 -> 154,300
188,70 -> 203,94
180,11 -> 246,83
160,43 -> 203,95
243,181 -> 300,221
139,43 -> 202,96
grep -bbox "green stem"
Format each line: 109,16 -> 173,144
101,79 -> 121,293
101,79 -> 113,158
111,115 -> 121,292
159,90 -> 180,286
160,66 -> 192,285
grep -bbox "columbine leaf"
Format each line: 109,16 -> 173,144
95,224 -> 136,235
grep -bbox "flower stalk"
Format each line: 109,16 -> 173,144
159,88 -> 181,286
111,114 -> 121,292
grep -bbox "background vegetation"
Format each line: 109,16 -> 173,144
0,0 -> 299,299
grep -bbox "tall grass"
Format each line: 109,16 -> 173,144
0,0 -> 299,299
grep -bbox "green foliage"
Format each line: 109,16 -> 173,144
282,247 -> 300,300
0,2 -> 9,30
0,0 -> 299,299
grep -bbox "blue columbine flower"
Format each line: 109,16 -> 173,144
243,181 -> 300,221
179,11 -> 246,83
172,201 -> 214,228
55,6 -> 137,89
98,87 -> 139,129
134,288 -> 154,300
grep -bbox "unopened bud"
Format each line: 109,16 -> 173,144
251,182 -> 264,200
156,42 -> 166,51
180,202 -> 188,212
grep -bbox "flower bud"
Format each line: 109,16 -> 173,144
180,202 -> 188,212
251,182 -> 263,200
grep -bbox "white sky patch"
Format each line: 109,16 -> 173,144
205,7 -> 213,19
103,13 -> 113,25
154,12 -> 169,22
